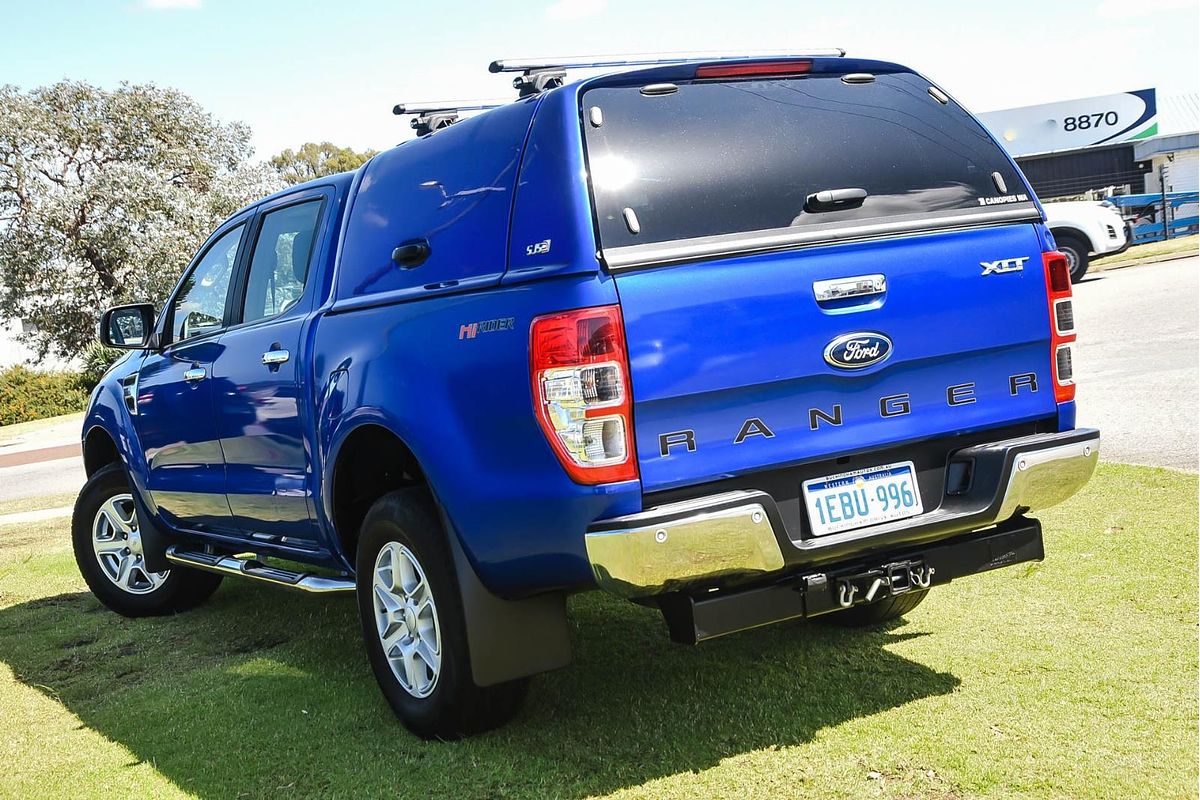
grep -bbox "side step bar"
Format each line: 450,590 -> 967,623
165,546 -> 354,594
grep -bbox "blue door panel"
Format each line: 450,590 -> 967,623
135,339 -> 235,532
213,316 -> 318,544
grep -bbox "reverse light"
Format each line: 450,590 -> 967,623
1043,252 -> 1076,403
531,305 -> 638,484
695,60 -> 812,79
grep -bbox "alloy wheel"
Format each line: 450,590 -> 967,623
372,541 -> 443,698
92,493 -> 169,595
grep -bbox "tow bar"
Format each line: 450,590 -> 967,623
658,517 -> 1044,644
834,560 -> 935,608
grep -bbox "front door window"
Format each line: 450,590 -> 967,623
171,223 -> 244,342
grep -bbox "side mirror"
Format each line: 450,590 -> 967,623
99,303 -> 156,350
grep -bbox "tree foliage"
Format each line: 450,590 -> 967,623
0,80 -> 283,360
269,142 -> 376,185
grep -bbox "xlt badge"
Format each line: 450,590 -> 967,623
980,256 -> 1028,275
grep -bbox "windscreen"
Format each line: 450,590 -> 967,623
582,70 -> 1030,249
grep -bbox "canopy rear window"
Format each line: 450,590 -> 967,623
582,70 -> 1031,252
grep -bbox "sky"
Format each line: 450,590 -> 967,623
1,0 -> 1197,159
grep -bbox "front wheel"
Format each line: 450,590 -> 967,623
72,463 -> 223,617
356,488 -> 528,739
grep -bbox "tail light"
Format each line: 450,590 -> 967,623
530,305 -> 638,484
1043,251 -> 1076,403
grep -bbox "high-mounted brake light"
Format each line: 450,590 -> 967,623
1043,252 -> 1076,403
530,305 -> 638,484
694,60 -> 813,79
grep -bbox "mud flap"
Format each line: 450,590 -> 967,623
131,489 -> 171,573
446,526 -> 572,687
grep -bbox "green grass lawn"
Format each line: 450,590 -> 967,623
1093,234 -> 1197,269
1,463 -> 1195,799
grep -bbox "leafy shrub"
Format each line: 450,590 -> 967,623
80,342 -> 123,390
0,366 -> 89,426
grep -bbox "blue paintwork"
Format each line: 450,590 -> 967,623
335,98 -> 537,306
82,56 -> 1076,597
615,224 -> 1057,492
136,336 -> 237,532
313,272 -> 638,594
214,185 -> 341,547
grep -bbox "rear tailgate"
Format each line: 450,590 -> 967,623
615,225 -> 1054,491
580,60 -> 1057,493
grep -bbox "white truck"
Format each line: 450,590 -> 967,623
1042,200 -> 1131,281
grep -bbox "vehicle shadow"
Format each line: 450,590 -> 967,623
0,580 -> 959,798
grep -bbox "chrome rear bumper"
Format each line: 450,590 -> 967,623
585,428 -> 1099,598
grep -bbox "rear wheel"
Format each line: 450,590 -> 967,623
1056,233 -> 1090,283
72,463 -> 223,617
356,488 -> 528,739
821,589 -> 928,628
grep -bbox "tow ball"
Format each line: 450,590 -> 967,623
835,560 -> 935,608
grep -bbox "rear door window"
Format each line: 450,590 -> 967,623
241,199 -> 323,323
582,70 -> 1030,249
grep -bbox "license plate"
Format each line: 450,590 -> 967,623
802,461 -> 923,536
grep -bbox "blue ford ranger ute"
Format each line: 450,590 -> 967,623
76,53 -> 1100,739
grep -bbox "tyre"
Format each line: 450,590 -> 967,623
1056,234 -> 1090,283
356,487 -> 528,739
820,589 -> 929,628
72,463 -> 223,617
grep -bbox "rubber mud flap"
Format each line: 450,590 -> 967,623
445,523 -> 572,687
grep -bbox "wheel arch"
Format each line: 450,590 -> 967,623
82,424 -> 120,477
1049,225 -> 1095,253
326,420 -> 428,568
325,418 -> 573,687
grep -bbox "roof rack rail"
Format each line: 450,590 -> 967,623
392,101 -> 507,136
489,50 -> 846,97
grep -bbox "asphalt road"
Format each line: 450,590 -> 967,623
1073,256 -> 1198,472
2,454 -> 86,503
1,257 -> 1194,506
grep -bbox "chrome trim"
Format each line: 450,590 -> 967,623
640,83 -> 678,96
182,367 -> 206,382
262,349 -> 290,365
813,274 -> 886,302
585,431 -> 1099,598
585,493 -> 785,599
822,331 -> 893,370
164,547 -> 354,593
995,435 -> 1097,520
602,205 -> 1041,271
121,374 -> 139,416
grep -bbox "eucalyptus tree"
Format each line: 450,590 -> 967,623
270,141 -> 377,185
0,80 -> 282,360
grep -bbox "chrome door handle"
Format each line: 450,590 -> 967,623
183,367 -> 206,382
262,349 -> 290,366
812,274 -> 887,302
